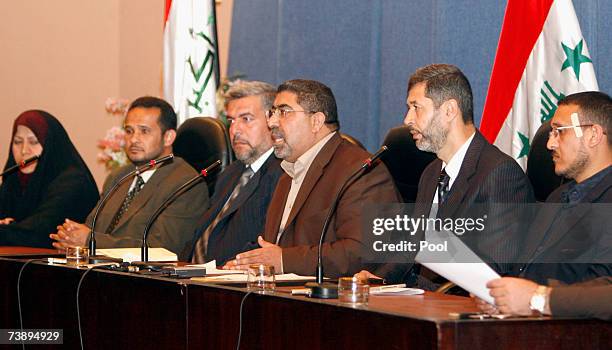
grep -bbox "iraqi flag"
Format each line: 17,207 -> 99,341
480,0 -> 598,169
163,0 -> 220,125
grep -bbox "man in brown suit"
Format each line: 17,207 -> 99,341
223,79 -> 399,277
51,96 -> 209,254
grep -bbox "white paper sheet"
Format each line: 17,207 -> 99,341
370,287 -> 424,296
191,273 -> 315,283
187,260 -> 245,275
97,248 -> 177,263
415,230 -> 500,304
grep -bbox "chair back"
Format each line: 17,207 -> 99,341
381,126 -> 437,202
526,120 -> 564,202
174,117 -> 234,196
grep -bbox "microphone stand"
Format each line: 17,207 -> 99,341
307,146 -> 388,299
131,160 -> 221,269
88,154 -> 174,263
0,155 -> 40,177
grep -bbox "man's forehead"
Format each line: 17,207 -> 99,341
407,83 -> 430,104
274,91 -> 299,106
125,107 -> 161,125
227,95 -> 262,113
552,104 -> 580,124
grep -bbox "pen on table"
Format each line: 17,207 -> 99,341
370,284 -> 406,292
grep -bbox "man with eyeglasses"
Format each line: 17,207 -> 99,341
223,79 -> 400,277
476,91 -> 612,318
183,81 -> 284,265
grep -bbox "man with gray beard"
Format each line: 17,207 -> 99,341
358,64 -> 534,286
184,81 -> 284,265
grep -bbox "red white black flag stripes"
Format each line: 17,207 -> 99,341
480,0 -> 598,169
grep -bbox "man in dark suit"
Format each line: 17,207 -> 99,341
51,96 -> 209,254
358,64 -> 534,284
184,81 -> 284,265
516,91 -> 612,284
223,79 -> 400,277
475,91 -> 611,317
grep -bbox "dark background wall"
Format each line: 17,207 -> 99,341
228,0 -> 611,152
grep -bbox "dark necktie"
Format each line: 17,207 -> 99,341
191,166 -> 254,263
106,175 -> 145,233
437,168 -> 450,205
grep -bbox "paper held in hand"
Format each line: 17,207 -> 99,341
415,229 -> 499,305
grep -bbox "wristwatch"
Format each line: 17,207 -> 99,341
529,285 -> 548,314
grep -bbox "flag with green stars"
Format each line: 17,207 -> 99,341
480,0 -> 598,170
163,0 -> 220,126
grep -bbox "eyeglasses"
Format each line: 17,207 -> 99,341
548,124 -> 594,138
265,107 -> 316,120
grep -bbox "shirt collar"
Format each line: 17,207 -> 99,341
248,148 -> 274,174
138,168 -> 156,183
442,132 -> 475,189
129,168 -> 155,191
561,165 -> 611,204
281,132 -> 336,180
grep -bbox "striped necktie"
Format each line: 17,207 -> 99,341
106,175 -> 145,233
191,167 -> 254,263
437,168 -> 450,205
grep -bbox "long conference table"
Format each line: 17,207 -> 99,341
1,247 -> 610,349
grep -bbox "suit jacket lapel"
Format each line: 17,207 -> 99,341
532,172 -> 611,259
202,163 -> 243,225
438,132 -> 483,219
521,203 -> 561,261
263,175 -> 291,242
415,159 -> 442,217
110,162 -> 174,232
99,178 -> 131,233
283,133 -> 342,230
220,164 -> 261,220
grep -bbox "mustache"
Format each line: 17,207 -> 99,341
270,128 -> 284,139
232,136 -> 252,147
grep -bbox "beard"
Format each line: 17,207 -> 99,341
413,111 -> 448,153
270,127 -> 293,160
128,145 -> 164,167
556,141 -> 589,180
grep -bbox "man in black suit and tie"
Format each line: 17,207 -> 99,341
184,81 -> 284,264
475,91 -> 611,318
358,64 -> 534,284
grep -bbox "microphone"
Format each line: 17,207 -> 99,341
136,160 -> 221,264
0,155 -> 40,177
88,154 -> 174,261
307,146 -> 388,299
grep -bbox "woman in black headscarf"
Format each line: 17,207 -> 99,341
0,110 -> 99,247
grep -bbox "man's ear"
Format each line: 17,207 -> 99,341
442,99 -> 460,122
585,124 -> 605,148
310,112 -> 326,133
163,129 -> 177,147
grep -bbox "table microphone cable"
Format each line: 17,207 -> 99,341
76,264 -> 111,350
236,291 -> 253,350
16,258 -> 46,350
